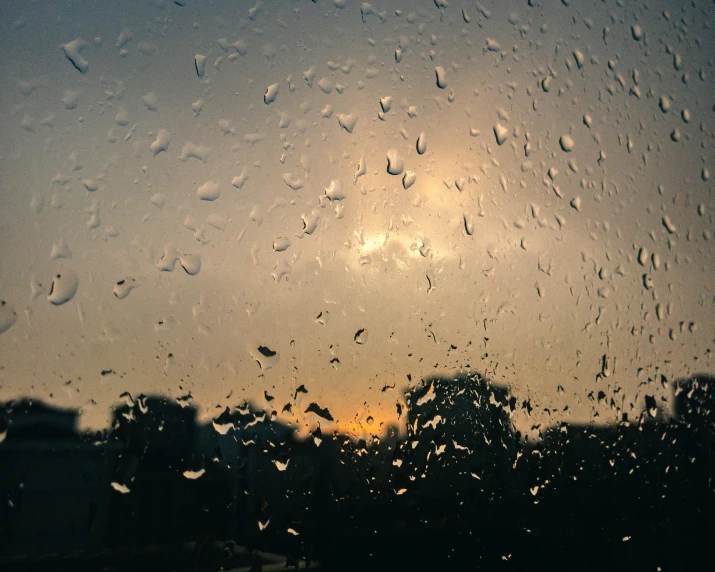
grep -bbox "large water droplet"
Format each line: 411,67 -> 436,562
48,270 -> 79,305
386,149 -> 404,175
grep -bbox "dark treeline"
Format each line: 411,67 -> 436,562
0,372 -> 713,571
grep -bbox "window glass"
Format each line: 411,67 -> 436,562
0,1 -> 712,569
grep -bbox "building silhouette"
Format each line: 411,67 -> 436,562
0,400 -> 119,559
0,373 -> 713,570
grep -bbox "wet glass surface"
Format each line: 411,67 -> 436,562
0,0 -> 713,569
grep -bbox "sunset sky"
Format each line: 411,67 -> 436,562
0,0 -> 712,438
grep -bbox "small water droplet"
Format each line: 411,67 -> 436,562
179,142 -> 211,162
655,303 -> 665,321
301,210 -> 319,234
264,82 -> 280,104
150,129 -> 171,155
354,328 -> 368,344
559,134 -> 575,152
141,91 -> 158,111
572,49 -> 585,69
434,66 -> 447,88
110,482 -> 131,494
486,38 -> 501,52
493,124 -> 508,146
113,278 -> 139,299
274,459 -> 290,472
416,131 -> 427,154
659,95 -> 671,113
662,215 -> 677,234
183,468 -> 206,480
463,213 -> 474,236
50,238 -> 72,260
62,38 -> 89,74
283,173 -> 304,191
273,236 -> 291,252
194,54 -> 207,78
354,156 -> 366,182
62,90 -> 79,110
638,247 -> 648,266
651,253 -> 661,270
232,169 -> 249,189
179,253 -> 201,275
250,343 -> 280,369
337,112 -> 358,133
325,179 -> 345,200
0,301 -> 18,334
197,180 -> 221,201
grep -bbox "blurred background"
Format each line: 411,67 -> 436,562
0,0 -> 712,569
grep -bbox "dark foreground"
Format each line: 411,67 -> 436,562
1,373 -> 713,571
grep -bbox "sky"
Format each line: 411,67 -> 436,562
0,0 -> 712,438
